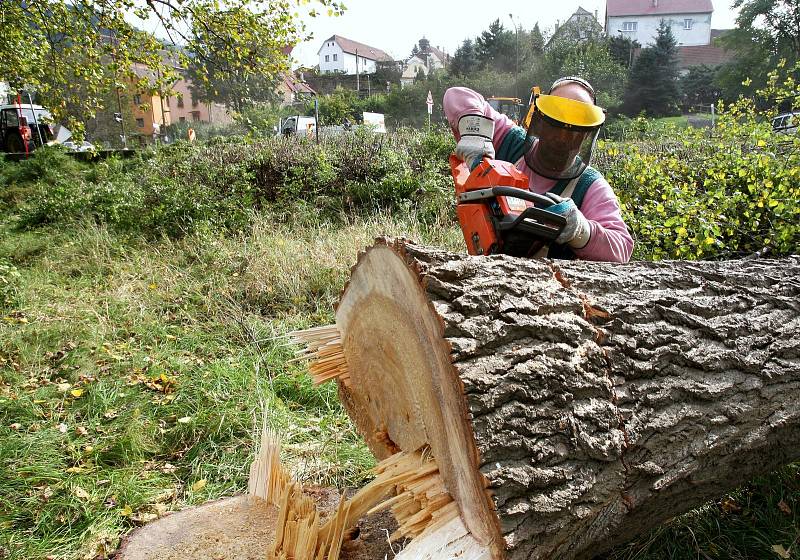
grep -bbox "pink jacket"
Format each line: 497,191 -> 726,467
444,87 -> 634,263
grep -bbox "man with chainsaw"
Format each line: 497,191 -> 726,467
444,77 -> 633,263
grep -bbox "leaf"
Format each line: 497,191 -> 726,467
120,505 -> 133,516
191,479 -> 207,492
73,486 -> 90,500
177,416 -> 192,424
772,544 -> 790,559
778,499 -> 792,515
70,389 -> 84,398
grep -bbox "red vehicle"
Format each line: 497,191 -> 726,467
0,104 -> 55,153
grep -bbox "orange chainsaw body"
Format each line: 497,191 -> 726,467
450,155 -> 535,255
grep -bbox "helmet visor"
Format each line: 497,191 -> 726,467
523,95 -> 604,180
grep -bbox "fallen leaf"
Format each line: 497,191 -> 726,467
177,416 -> 192,424
58,423 -> 68,433
70,389 -> 83,398
120,505 -> 132,516
57,383 -> 71,392
721,497 -> 741,514
76,426 -> 88,436
73,486 -> 90,500
9,422 -> 21,430
153,503 -> 168,516
42,486 -> 54,501
778,500 -> 792,515
131,512 -> 158,523
772,544 -> 790,559
66,466 -> 87,473
191,479 -> 207,492
161,463 -> 177,474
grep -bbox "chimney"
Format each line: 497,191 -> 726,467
594,9 -> 598,20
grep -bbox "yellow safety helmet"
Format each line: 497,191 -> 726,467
522,80 -> 606,180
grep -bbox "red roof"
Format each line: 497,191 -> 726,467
677,44 -> 734,69
322,35 -> 393,62
607,0 -> 713,17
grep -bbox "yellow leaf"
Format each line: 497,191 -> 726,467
177,416 -> 192,424
73,486 -> 90,500
772,544 -> 790,559
191,479 -> 207,492
70,389 -> 83,398
120,505 -> 133,516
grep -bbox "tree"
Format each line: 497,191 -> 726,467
298,239 -> 800,560
450,39 -> 479,77
717,0 -> 800,102
623,20 -> 681,116
608,35 -> 640,68
680,64 -> 722,108
0,0 -> 343,135
528,23 -> 545,56
475,19 -> 515,72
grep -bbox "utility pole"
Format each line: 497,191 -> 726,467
355,49 -> 360,95
509,14 -> 520,101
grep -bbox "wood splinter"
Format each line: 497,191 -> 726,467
290,325 -> 351,386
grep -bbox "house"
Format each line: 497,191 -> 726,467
548,7 -> 604,46
605,0 -> 714,46
276,72 -> 317,106
317,35 -> 393,75
675,29 -> 735,73
400,37 -> 450,87
129,56 -> 231,144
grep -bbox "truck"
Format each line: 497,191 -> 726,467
278,113 -> 386,138
0,103 -> 55,153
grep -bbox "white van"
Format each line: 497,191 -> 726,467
279,116 -> 317,138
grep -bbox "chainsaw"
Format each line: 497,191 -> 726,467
450,155 -> 567,257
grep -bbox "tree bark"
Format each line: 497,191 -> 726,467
333,238 -> 800,560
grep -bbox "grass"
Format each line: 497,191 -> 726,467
0,213 -> 461,559
0,150 -> 797,559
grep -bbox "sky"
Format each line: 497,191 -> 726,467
290,0 -> 741,68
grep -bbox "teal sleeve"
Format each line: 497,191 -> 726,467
495,125 -> 530,163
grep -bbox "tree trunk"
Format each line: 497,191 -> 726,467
328,238 -> 800,560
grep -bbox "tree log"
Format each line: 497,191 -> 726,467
328,238 -> 800,560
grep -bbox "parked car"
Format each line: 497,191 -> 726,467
0,104 -> 55,153
772,111 -> 799,135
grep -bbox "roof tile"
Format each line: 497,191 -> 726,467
607,0 -> 713,17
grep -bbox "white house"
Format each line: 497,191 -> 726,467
605,0 -> 714,46
400,38 -> 450,87
317,35 -> 393,75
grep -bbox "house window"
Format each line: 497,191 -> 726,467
133,94 -> 142,105
191,96 -> 198,108
179,116 -> 186,122
622,21 -> 637,32
191,111 -> 201,122
136,118 -> 144,127
177,96 -> 184,108
325,55 -> 330,62
333,54 -> 337,61
684,18 -> 693,30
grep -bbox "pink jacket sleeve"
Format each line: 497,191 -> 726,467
443,87 -> 515,149
573,177 -> 634,263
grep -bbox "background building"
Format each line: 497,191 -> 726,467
606,0 -> 714,46
317,35 -> 393,75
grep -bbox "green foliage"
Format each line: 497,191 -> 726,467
476,19 -> 516,73
0,258 -> 21,310
0,0 -> 343,135
600,96 -> 800,260
8,130 -> 456,237
680,65 -> 722,108
623,21 -> 681,117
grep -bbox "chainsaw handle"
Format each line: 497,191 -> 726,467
491,187 -> 555,208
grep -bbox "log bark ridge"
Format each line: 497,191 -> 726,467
333,238 -> 800,560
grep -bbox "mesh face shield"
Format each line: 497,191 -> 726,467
523,94 -> 605,181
